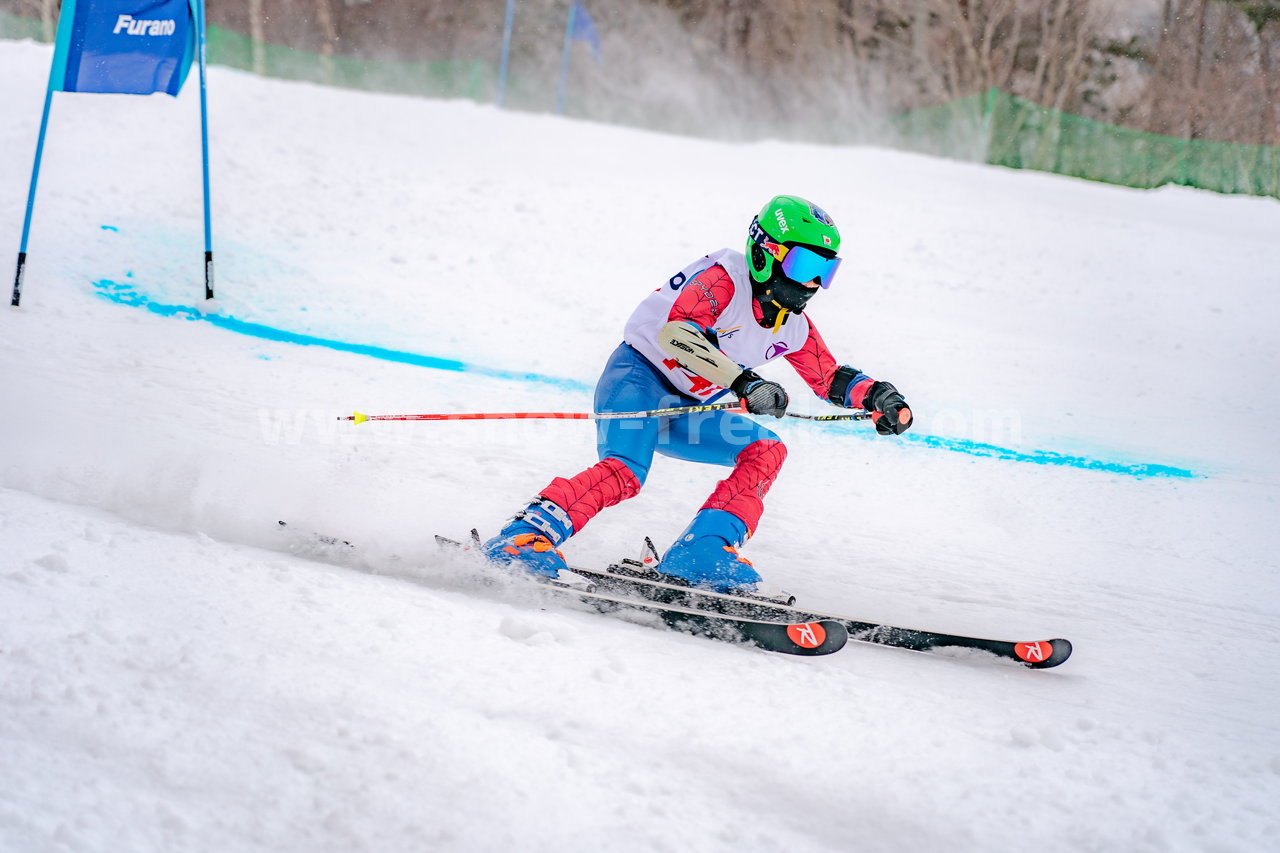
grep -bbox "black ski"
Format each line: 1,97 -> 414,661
433,534 -> 846,656
276,520 -> 354,551
544,583 -> 848,656
571,559 -> 1072,669
286,523 -> 1066,666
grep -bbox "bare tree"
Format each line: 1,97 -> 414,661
248,0 -> 266,75
38,0 -> 53,41
9,0 -> 57,40
1128,0 -> 1278,144
1221,0 -> 1280,144
315,0 -> 339,58
1,0 -> 1274,152
1188,0 -> 1209,140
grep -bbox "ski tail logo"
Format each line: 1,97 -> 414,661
114,15 -> 177,36
787,622 -> 827,649
1015,641 -> 1051,662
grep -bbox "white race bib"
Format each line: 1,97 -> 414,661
623,249 -> 810,398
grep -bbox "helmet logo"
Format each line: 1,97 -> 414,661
773,208 -> 790,234
822,235 -> 832,246
808,203 -> 834,226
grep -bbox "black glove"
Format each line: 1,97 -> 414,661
731,369 -> 789,418
864,380 -> 912,435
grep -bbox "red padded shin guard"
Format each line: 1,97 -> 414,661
540,457 -> 642,535
699,439 -> 787,535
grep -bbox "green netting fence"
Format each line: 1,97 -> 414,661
204,26 -> 493,101
0,7 -> 41,40
4,10 -> 1277,200
893,88 -> 1280,199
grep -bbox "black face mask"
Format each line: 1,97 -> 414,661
764,277 -> 818,313
751,263 -> 817,329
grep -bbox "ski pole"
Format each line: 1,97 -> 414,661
784,410 -> 874,422
339,400 -> 749,424
339,403 -> 875,424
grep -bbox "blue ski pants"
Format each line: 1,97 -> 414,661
594,343 -> 780,486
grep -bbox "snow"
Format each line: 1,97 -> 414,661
2,37 -> 1279,852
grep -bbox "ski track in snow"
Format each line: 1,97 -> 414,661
2,38 -> 1279,853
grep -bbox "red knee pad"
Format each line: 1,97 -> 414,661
700,439 -> 787,535
540,456 -> 642,534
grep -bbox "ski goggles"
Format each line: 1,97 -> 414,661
761,241 -> 842,288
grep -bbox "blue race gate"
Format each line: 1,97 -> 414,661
11,0 -> 214,306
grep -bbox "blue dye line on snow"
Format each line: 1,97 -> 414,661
92,278 -> 590,392
91,278 -> 1198,480
900,432 -> 1195,479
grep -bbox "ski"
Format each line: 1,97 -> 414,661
541,583 -> 848,656
570,558 -> 1072,669
431,534 -> 846,656
276,520 -> 354,550
286,523 -> 1067,667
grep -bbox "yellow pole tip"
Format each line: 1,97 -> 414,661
353,411 -> 368,425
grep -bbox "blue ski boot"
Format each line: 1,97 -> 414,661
483,497 -> 581,583
659,509 -> 763,593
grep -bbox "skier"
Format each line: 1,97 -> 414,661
483,195 -> 912,594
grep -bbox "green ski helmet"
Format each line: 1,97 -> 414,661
746,195 -> 842,324
746,195 -> 842,285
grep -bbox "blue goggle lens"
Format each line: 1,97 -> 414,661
780,245 -> 841,288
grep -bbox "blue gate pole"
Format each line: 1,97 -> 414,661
496,0 -> 516,108
555,3 -> 575,116
195,0 -> 214,299
11,86 -> 55,308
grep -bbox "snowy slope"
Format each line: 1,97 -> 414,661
2,37 -> 1279,852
